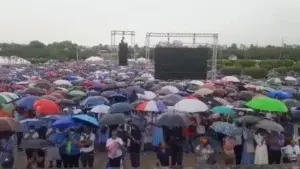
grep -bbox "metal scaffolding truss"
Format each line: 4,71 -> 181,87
145,32 -> 219,80
111,30 -> 136,57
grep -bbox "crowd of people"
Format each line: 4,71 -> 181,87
0,61 -> 299,169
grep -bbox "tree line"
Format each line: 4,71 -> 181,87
1,41 -> 300,63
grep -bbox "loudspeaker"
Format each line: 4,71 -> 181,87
118,42 -> 128,66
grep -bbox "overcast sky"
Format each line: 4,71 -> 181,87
0,0 -> 299,46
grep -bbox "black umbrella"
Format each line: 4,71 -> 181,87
101,91 -> 117,98
156,112 -> 188,128
201,97 -> 223,107
238,91 -> 254,101
109,102 -> 133,115
126,86 -> 145,94
283,99 -> 300,108
235,115 -> 262,125
100,113 -> 126,125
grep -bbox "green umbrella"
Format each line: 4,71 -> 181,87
246,97 -> 288,113
67,90 -> 86,97
211,106 -> 236,115
68,86 -> 85,92
1,103 -> 14,114
0,92 -> 19,101
0,95 -> 12,105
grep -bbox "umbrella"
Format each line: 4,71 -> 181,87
200,97 -> 223,107
137,91 -> 156,100
126,86 -> 145,94
0,103 -> 14,115
211,106 -> 236,115
174,99 -> 208,113
156,112 -> 188,128
54,79 -> 72,86
34,99 -> 60,115
129,118 -> 145,132
56,99 -> 76,106
107,94 -> 127,103
235,115 -> 262,125
214,97 -> 232,106
80,96 -> 109,108
246,97 -> 288,113
0,92 -> 19,101
268,90 -> 292,100
42,115 -> 62,121
157,88 -> 173,96
213,89 -> 227,97
255,119 -> 284,132
34,80 -> 53,89
40,95 -> 58,102
237,91 -> 253,101
283,99 -> 300,108
20,118 -> 45,131
210,121 -> 242,136
90,105 -> 110,114
100,113 -> 126,125
189,80 -> 204,86
67,90 -> 87,97
100,91 -> 117,98
222,76 -> 240,82
281,87 -> 297,94
109,102 -> 133,115
194,88 -> 213,97
72,114 -> 99,128
161,85 -> 179,94
16,96 -> 39,111
284,76 -> 297,81
52,116 -> 79,129
24,87 -> 46,95
0,117 -> 21,137
136,100 -> 167,112
232,100 -> 247,108
0,94 -> 13,105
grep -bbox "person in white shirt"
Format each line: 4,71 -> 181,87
23,125 -> 39,168
283,139 -> 300,163
79,127 -> 96,168
106,128 -> 124,169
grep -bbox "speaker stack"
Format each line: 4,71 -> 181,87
118,42 -> 128,66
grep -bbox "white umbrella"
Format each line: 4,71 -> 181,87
222,76 -> 240,82
284,76 -> 297,81
137,91 -> 156,100
90,105 -> 110,114
174,99 -> 209,113
54,79 -> 72,86
161,85 -> 179,94
189,80 -> 204,86
266,78 -> 282,84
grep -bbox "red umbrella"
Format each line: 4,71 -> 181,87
34,99 -> 60,115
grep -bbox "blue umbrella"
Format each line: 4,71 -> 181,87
80,96 -> 109,109
20,118 -> 45,131
72,114 -> 99,128
268,90 -> 292,100
52,116 -> 81,129
210,121 -> 242,136
16,96 -> 39,111
109,102 -> 133,115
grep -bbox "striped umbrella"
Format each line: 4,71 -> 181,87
136,100 -> 167,112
